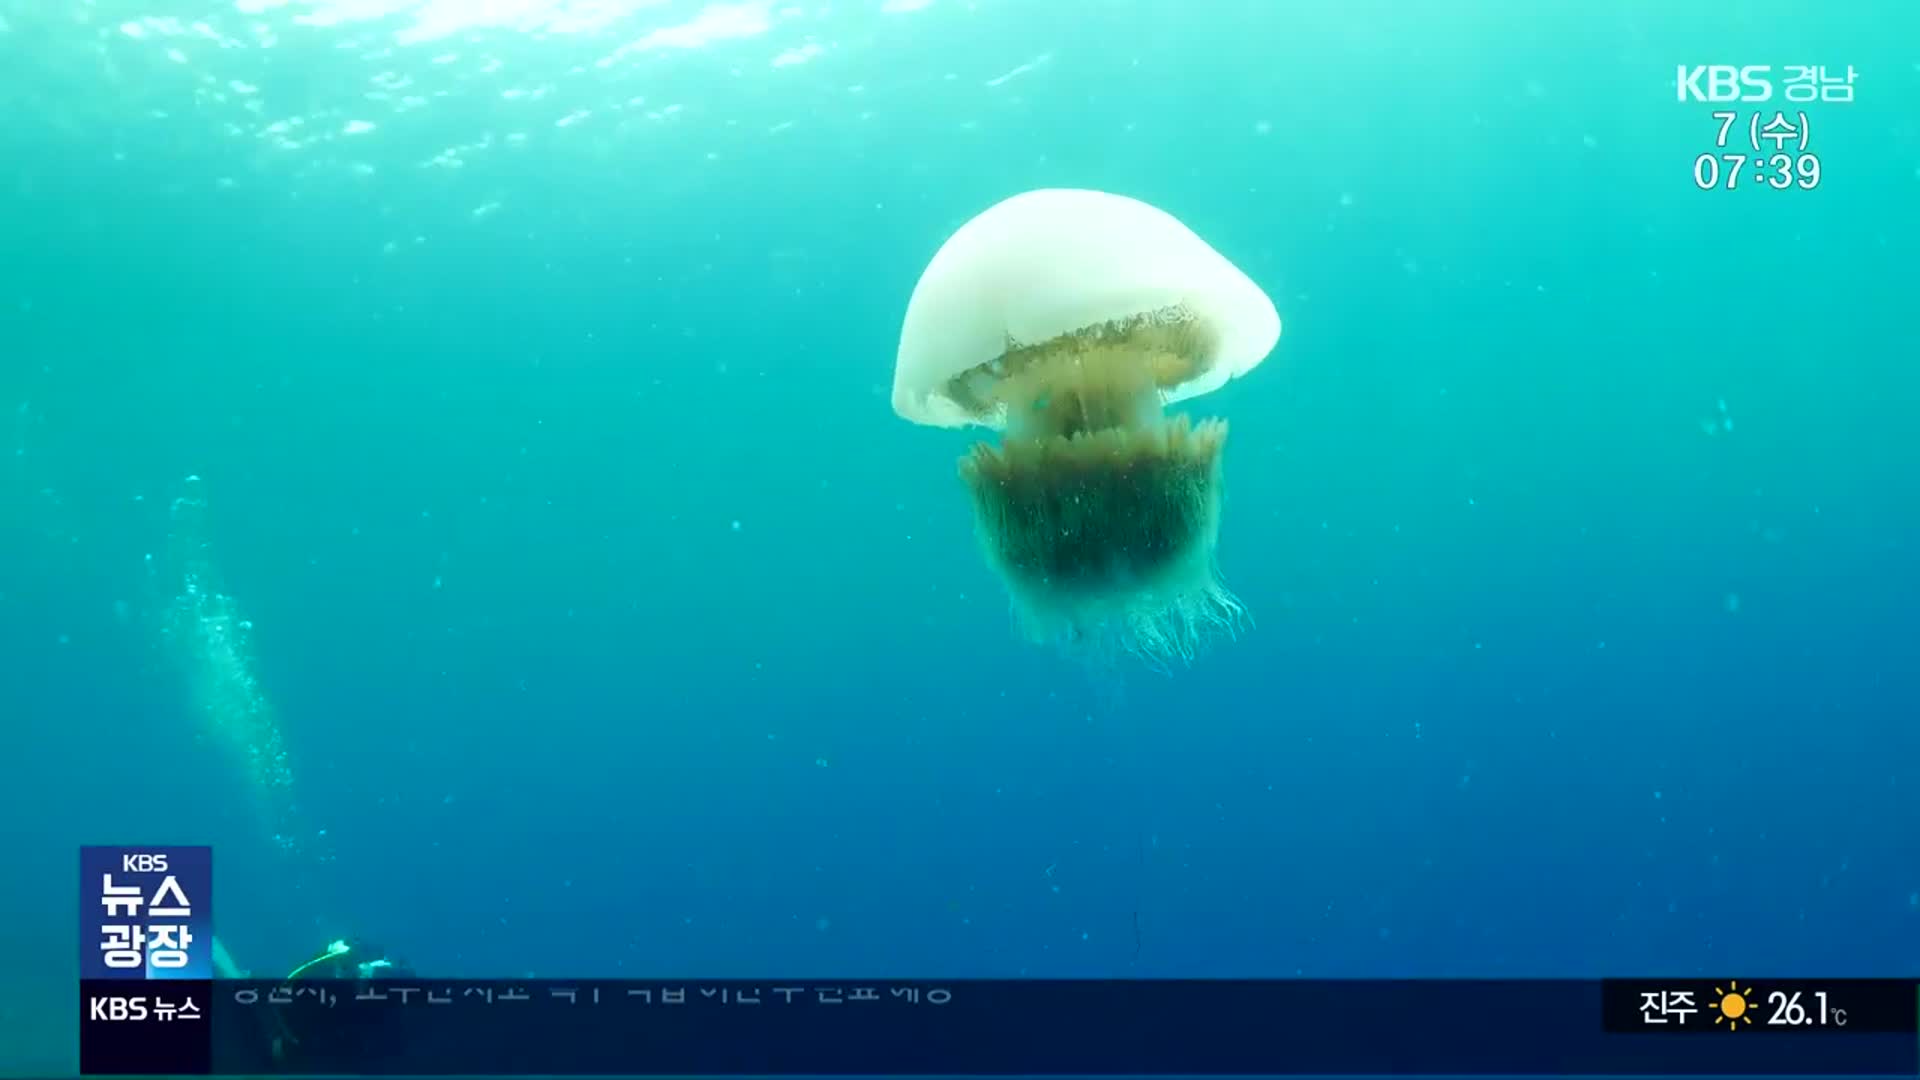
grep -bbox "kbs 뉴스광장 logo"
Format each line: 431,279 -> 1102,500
79,846 -> 214,980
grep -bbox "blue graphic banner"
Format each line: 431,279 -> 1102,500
130,978 -> 1910,1076
78,846 -> 213,980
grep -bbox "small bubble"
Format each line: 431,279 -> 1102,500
730,520 -> 742,532
815,917 -> 831,932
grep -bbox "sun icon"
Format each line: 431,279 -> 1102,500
1714,983 -> 1755,1031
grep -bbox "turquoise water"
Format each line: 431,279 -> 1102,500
4,0 -> 1918,1072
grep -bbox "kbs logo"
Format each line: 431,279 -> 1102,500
86,994 -> 202,1021
1678,65 -> 1773,103
80,846 -> 213,980
90,996 -> 150,1021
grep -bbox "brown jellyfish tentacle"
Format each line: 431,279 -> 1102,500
953,310 -> 1246,666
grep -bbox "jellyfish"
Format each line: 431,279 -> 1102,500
891,188 -> 1282,666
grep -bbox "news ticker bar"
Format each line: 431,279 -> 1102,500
81,978 -> 1918,1076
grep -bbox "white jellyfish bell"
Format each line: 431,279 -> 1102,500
892,188 -> 1282,666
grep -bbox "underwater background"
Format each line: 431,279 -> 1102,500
3,0 -> 1917,1072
